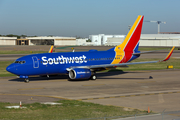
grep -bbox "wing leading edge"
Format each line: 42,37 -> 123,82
68,46 -> 175,70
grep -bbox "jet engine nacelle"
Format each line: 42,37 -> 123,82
69,68 -> 92,79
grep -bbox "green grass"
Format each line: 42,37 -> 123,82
56,46 -> 77,49
1,47 -> 178,54
0,100 -> 149,120
118,58 -> 180,71
0,61 -> 15,77
138,47 -> 179,51
0,50 -> 47,54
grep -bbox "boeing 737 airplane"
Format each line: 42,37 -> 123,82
6,15 -> 175,82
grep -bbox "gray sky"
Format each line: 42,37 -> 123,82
0,0 -> 179,37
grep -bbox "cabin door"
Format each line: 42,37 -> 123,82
32,56 -> 39,68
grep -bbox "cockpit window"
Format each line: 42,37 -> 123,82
14,61 -> 26,64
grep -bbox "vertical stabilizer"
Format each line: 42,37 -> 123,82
111,15 -> 144,64
115,15 -> 144,52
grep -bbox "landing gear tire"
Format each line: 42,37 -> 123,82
24,79 -> 29,83
91,75 -> 96,80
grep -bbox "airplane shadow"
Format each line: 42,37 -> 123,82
9,75 -> 69,82
9,70 -> 149,82
96,70 -> 149,80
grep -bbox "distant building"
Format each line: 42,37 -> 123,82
0,37 -> 17,45
105,34 -> 180,47
1,34 -> 180,47
160,32 -> 180,34
105,37 -> 125,46
16,38 -> 29,45
27,36 -> 76,46
89,34 -> 125,45
139,34 -> 180,47
76,38 -> 93,46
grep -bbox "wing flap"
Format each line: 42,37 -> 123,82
89,61 -> 158,69
68,47 -> 175,70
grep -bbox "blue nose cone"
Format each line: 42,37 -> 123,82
6,64 -> 15,74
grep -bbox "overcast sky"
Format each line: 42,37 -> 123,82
0,0 -> 179,37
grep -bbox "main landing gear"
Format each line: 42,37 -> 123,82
24,78 -> 29,83
90,71 -> 96,80
91,75 -> 96,80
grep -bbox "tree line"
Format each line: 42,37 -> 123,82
0,34 -> 37,39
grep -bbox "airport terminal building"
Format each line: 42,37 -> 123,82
1,34 -> 180,47
0,37 -> 17,45
0,36 -> 76,46
90,34 -> 180,47
27,36 -> 76,46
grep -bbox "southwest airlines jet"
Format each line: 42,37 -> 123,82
6,15 -> 175,82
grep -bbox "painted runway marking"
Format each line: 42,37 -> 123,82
0,79 -> 68,85
18,88 -> 44,90
137,81 -> 156,83
76,91 -> 180,101
26,79 -> 68,83
82,84 -> 105,87
0,93 -> 71,100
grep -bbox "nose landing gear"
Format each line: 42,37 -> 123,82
24,78 -> 29,83
19,75 -> 29,83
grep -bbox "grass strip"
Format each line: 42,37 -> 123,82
0,51 -> 47,54
0,47 -> 178,54
118,58 -> 180,71
0,61 -> 15,77
0,100 -> 149,120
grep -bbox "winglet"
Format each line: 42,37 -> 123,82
49,45 -> 54,53
162,46 -> 175,61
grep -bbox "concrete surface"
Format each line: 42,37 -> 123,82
0,69 -> 180,113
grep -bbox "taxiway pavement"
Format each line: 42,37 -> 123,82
0,69 -> 180,113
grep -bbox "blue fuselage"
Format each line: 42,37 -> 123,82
6,50 -> 140,77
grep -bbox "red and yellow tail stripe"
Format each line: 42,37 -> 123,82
163,46 -> 175,61
49,45 -> 54,53
111,15 -> 144,64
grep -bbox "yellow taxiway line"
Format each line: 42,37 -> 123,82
76,91 -> 180,101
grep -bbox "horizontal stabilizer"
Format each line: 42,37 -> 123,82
133,49 -> 169,55
86,47 -> 175,69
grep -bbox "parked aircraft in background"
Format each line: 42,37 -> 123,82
6,15 -> 175,82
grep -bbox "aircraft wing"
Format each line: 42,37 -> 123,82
68,46 -> 175,70
89,46 -> 175,69
89,61 -> 157,69
90,46 -> 174,69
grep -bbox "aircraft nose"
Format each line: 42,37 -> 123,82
6,64 -> 15,74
